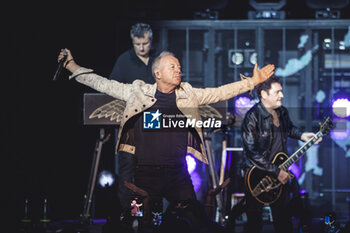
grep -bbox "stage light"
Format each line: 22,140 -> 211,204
248,0 -> 286,19
231,52 -> 244,66
186,154 -> 197,174
193,9 -> 219,20
249,52 -> 257,65
186,155 -> 201,193
322,38 -> 347,50
289,163 -> 301,179
235,96 -> 254,116
190,171 -> 202,193
316,90 -> 326,103
307,0 -> 349,19
299,189 -> 308,195
307,0 -> 349,9
323,38 -> 332,50
249,0 -> 287,10
330,118 -> 349,141
98,170 -> 115,187
228,50 -> 257,68
331,89 -> 350,118
332,98 -> 350,118
315,9 -> 340,19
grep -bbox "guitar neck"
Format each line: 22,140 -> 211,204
279,131 -> 323,171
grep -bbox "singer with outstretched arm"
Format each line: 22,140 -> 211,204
57,48 -> 275,233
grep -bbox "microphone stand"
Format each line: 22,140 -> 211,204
80,128 -> 110,225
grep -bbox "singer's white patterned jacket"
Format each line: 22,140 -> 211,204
70,67 -> 254,164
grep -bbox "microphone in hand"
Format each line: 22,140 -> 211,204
53,49 -> 67,81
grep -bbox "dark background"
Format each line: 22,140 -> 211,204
4,0 -> 350,229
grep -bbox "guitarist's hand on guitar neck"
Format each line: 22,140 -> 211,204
301,132 -> 322,144
277,170 -> 291,184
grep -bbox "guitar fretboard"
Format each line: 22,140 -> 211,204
279,132 -> 323,171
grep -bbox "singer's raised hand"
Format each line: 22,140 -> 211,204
250,63 -> 275,86
57,48 -> 80,73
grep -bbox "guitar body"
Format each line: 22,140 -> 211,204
245,152 -> 290,205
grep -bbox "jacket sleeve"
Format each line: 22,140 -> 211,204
241,112 -> 280,177
192,78 -> 254,105
69,67 -> 132,101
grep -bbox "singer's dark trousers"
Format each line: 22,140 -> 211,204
117,151 -> 136,214
135,164 -> 198,232
134,164 -> 227,233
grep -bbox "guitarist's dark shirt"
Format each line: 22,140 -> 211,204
269,125 -> 284,161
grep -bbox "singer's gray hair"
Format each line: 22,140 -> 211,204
151,51 -> 176,79
130,23 -> 153,40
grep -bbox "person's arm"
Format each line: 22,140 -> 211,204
282,107 -> 322,144
241,113 -> 280,177
57,48 -> 132,101
193,63 -> 275,105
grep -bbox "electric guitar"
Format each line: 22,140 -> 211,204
244,117 -> 333,205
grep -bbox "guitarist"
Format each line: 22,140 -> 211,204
240,76 -> 321,233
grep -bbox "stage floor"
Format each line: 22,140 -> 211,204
16,216 -> 350,233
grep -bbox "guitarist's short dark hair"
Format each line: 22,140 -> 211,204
256,76 -> 281,99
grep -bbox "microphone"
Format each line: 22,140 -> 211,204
53,49 -> 67,81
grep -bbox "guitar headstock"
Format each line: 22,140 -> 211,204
319,117 -> 334,136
